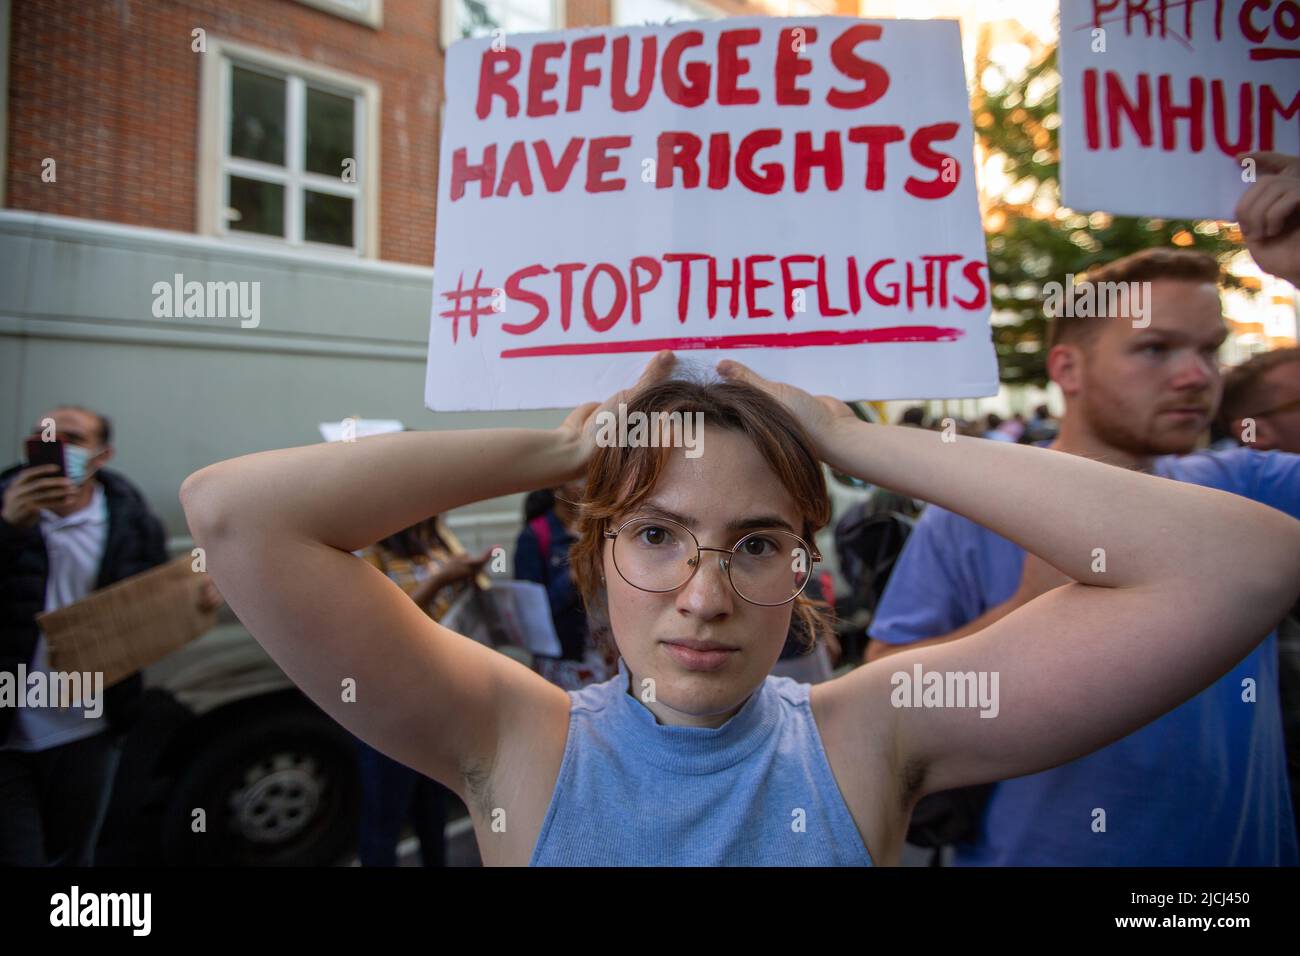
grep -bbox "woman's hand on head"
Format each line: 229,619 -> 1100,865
555,350 -> 678,473
715,359 -> 858,459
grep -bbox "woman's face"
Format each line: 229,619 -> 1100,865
604,427 -> 802,728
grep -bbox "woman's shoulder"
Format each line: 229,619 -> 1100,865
566,669 -> 624,715
763,672 -> 814,710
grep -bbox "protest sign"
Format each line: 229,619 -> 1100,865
1060,0 -> 1300,221
426,17 -> 997,411
39,556 -> 217,689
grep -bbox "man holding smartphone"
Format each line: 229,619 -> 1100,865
0,404 -> 220,866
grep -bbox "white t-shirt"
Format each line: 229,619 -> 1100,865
3,481 -> 109,752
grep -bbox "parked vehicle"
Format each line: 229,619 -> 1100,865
97,618 -> 359,865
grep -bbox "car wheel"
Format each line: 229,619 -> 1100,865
161,706 -> 358,866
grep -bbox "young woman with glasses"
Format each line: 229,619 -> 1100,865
179,351 -> 1300,865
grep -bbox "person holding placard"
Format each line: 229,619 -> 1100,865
1,406 -> 222,866
179,342 -> 1299,865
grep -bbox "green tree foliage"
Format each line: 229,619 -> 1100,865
974,48 -> 1243,386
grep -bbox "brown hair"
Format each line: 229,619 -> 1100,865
380,514 -> 444,560
1045,248 -> 1222,351
1219,346 -> 1300,425
567,375 -> 834,656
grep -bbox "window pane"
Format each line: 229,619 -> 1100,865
458,0 -> 558,38
615,0 -> 716,25
230,67 -> 286,165
458,0 -> 502,38
503,10 -> 549,32
228,175 -> 284,236
304,190 -> 354,247
306,87 -> 355,177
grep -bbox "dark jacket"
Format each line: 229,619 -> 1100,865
514,510 -> 588,661
0,465 -> 169,742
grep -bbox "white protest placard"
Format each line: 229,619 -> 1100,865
1060,0 -> 1300,221
426,17 -> 997,411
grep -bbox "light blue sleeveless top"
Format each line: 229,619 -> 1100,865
529,658 -> 874,866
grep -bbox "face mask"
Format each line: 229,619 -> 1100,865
63,444 -> 100,485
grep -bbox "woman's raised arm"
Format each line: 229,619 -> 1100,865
179,425 -> 582,798
178,352 -> 676,800
718,361 -> 1300,800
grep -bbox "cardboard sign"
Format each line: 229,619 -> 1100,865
426,17 -> 997,411
1060,0 -> 1300,220
39,556 -> 217,689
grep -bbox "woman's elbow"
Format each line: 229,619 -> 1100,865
180,466 -> 235,541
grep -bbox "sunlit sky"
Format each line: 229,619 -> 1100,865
859,0 -> 1058,56
860,0 -> 1056,38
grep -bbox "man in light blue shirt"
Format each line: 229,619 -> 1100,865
870,243 -> 1300,865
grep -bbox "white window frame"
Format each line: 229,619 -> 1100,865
440,0 -> 565,50
198,38 -> 381,258
291,0 -> 383,29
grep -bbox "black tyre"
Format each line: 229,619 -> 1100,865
161,705 -> 359,866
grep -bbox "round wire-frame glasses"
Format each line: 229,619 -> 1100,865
603,514 -> 821,607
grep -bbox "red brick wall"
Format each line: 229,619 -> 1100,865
5,0 -> 847,265
6,0 -> 443,265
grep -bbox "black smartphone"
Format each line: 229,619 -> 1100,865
24,437 -> 66,477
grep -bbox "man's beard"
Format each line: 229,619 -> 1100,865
1080,384 -> 1208,459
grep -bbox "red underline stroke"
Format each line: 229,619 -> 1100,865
499,326 -> 965,358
